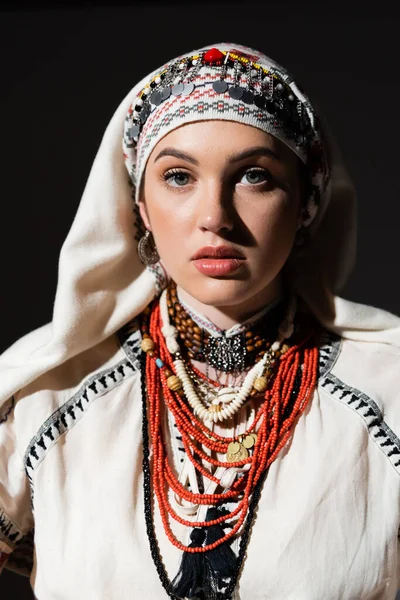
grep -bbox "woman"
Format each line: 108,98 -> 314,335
1,42 -> 400,599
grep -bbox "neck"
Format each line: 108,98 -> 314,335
176,278 -> 283,332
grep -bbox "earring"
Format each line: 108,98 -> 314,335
138,229 -> 160,265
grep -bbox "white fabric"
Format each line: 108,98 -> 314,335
1,313 -> 400,598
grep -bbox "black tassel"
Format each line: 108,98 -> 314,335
169,508 -> 238,600
169,528 -> 210,599
204,507 -> 237,580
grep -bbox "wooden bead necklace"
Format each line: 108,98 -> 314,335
166,282 -> 286,372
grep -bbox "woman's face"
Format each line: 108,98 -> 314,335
139,120 -> 302,313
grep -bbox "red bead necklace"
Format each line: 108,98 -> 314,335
141,298 -> 319,554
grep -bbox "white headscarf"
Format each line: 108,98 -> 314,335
1,43 -> 399,406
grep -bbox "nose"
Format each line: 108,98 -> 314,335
195,180 -> 234,234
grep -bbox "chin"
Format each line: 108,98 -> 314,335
180,276 -> 267,308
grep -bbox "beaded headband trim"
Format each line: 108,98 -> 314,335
127,47 -> 314,153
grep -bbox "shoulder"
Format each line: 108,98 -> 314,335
317,298 -> 400,473
319,298 -> 400,409
9,317 -> 143,457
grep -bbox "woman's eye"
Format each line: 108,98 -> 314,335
240,169 -> 269,185
164,171 -> 190,187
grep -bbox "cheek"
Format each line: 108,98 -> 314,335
148,202 -> 187,238
241,191 -> 299,249
144,197 -> 190,268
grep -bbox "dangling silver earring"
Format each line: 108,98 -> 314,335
138,229 -> 160,265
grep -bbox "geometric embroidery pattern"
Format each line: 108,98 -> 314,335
317,330 -> 341,378
117,317 -> 143,367
317,329 -> 400,474
0,507 -> 26,550
321,371 -> 400,474
23,357 -> 137,486
147,263 -> 169,296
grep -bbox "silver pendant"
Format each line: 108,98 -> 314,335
213,80 -> 228,94
204,334 -> 246,373
172,83 -> 184,96
242,90 -> 255,104
140,105 -> 151,123
182,83 -> 195,96
150,90 -> 163,106
228,86 -> 244,100
129,124 -> 140,139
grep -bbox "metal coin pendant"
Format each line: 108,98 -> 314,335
129,124 -> 140,139
150,90 -> 163,106
161,87 -> 171,100
140,106 -> 151,123
229,85 -> 244,100
242,434 -> 255,449
254,94 -> 266,109
172,83 -> 184,96
241,89 -> 254,104
250,433 -> 258,444
227,444 -> 249,463
182,82 -> 195,96
213,80 -> 228,93
227,441 -> 240,455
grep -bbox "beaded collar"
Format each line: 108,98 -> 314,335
166,282 -> 288,373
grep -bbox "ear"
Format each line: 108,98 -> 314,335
138,199 -> 151,231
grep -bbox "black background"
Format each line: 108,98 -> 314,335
1,1 -> 400,597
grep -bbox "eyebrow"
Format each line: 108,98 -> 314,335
154,148 -> 199,165
153,145 -> 281,165
228,146 -> 281,163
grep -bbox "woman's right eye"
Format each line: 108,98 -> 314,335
163,170 -> 191,187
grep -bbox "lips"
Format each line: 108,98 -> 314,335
191,245 -> 245,260
191,246 -> 246,276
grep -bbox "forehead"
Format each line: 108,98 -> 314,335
148,120 -> 298,165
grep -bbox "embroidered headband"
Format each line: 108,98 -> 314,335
123,43 -> 330,228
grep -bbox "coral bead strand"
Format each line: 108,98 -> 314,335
140,295 -> 319,554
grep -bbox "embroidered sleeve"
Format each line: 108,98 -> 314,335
0,395 -> 33,574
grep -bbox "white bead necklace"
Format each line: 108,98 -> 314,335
159,288 -> 296,424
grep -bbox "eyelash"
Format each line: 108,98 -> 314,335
161,167 -> 272,188
162,168 -> 190,186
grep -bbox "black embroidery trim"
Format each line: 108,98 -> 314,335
317,329 -> 400,472
316,329 -> 400,471
320,373 -> 400,473
0,396 -> 15,425
22,317 -> 146,505
23,358 -> 137,492
117,317 -> 143,368
317,329 -> 341,379
0,507 -> 25,550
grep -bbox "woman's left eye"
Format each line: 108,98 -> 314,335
163,169 -> 191,187
240,169 -> 269,185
